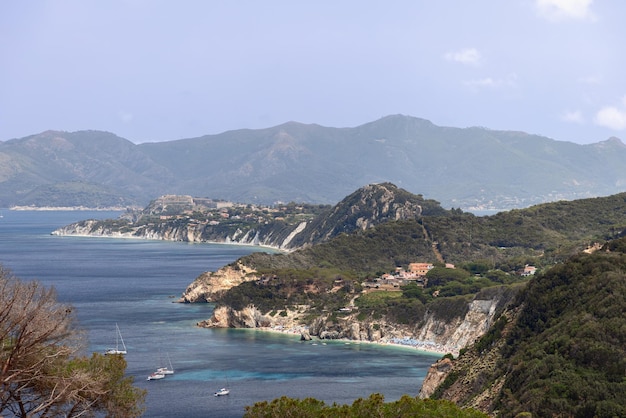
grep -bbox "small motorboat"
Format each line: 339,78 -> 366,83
214,387 -> 230,396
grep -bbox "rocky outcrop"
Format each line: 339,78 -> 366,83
179,262 -> 258,303
198,304 -> 308,330
415,299 -> 498,354
419,357 -> 454,398
418,306 -> 521,414
52,219 -> 131,238
198,305 -> 273,328
285,183 -> 444,248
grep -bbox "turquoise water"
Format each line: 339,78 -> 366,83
0,210 -> 440,417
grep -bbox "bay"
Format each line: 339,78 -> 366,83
0,210 -> 440,417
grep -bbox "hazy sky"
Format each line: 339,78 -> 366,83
2,0 -> 625,144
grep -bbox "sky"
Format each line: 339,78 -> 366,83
2,0 -> 626,144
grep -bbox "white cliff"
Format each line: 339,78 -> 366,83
416,298 -> 500,355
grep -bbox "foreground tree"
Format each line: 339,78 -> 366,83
244,393 -> 488,417
0,266 -> 145,417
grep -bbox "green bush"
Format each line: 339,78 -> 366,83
244,393 -> 488,417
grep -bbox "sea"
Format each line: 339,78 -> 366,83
0,210 -> 441,418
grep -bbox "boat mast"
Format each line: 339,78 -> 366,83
116,323 -> 127,351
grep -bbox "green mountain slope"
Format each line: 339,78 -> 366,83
241,189 -> 626,274
429,236 -> 626,417
2,115 -> 626,209
0,130 -> 175,207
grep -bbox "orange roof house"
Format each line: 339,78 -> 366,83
408,263 -> 433,276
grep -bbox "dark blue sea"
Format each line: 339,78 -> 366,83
0,210 -> 440,417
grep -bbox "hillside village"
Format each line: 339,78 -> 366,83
363,262 -> 536,291
363,262 -> 441,289
129,194 -> 326,228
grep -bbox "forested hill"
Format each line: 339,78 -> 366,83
54,184 -> 626,271
428,236 -> 626,417
240,189 -> 626,273
2,115 -> 626,210
284,182 -> 448,248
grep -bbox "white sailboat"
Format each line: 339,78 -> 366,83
105,323 -> 127,355
156,352 -> 174,375
147,371 -> 165,381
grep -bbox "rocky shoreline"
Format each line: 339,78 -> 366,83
186,261 -> 519,359
52,228 -> 284,252
195,299 -> 506,358
50,219 -> 289,252
244,324 -> 450,357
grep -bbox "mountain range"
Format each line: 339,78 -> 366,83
2,115 -> 625,210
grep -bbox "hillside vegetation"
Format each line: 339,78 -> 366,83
244,394 -> 488,418
240,187 -> 626,274
429,236 -> 626,417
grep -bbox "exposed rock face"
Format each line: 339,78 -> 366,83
416,299 -> 499,354
197,304 -> 307,330
52,219 -> 129,238
287,183 -> 439,248
179,262 -> 258,303
52,218 -> 297,249
418,306 -> 521,414
419,357 -> 454,398
197,285 -> 517,360
198,305 -> 273,328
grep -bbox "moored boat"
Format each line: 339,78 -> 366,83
214,387 -> 229,396
105,323 -> 127,355
157,367 -> 174,375
157,353 -> 174,375
147,372 -> 165,381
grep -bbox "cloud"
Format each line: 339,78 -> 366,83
561,110 -> 584,124
466,77 -> 500,88
535,0 -> 596,22
594,96 -> 626,130
464,73 -> 518,90
444,48 -> 481,65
